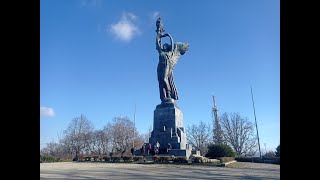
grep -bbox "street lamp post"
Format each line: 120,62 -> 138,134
132,104 -> 136,157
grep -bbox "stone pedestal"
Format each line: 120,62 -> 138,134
149,99 -> 195,159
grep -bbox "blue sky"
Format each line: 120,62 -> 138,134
40,0 -> 279,152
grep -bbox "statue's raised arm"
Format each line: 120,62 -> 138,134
156,17 -> 165,53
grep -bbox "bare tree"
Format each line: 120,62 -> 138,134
102,123 -> 114,155
92,130 -> 107,156
187,121 -> 212,155
63,114 -> 94,160
133,133 -> 145,151
88,129 -> 113,157
220,112 -> 257,156
106,116 -> 145,155
84,131 -> 97,155
40,140 -> 72,159
59,135 -> 74,157
40,145 -> 51,157
40,114 -> 146,159
109,116 -> 135,154
43,141 -> 59,156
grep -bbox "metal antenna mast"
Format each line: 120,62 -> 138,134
212,95 -> 222,144
251,86 -> 262,158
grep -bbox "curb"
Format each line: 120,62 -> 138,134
220,160 -> 237,167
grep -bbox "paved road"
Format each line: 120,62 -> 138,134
40,162 -> 280,179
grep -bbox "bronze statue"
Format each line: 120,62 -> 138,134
156,17 -> 189,102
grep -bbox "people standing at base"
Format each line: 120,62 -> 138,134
147,143 -> 151,155
167,143 -> 172,153
144,143 -> 147,154
154,144 -> 157,155
155,141 -> 160,155
141,144 -> 145,155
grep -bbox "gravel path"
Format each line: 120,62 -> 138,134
40,162 -> 280,179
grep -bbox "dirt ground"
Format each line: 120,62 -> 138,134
40,162 -> 280,179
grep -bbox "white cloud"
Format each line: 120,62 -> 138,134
40,106 -> 55,117
127,12 -> 137,21
110,12 -> 140,42
152,11 -> 160,20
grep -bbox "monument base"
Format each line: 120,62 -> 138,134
149,100 -> 195,159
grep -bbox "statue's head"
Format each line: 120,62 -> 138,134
162,43 -> 170,52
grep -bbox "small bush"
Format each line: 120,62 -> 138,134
262,157 -> 280,164
40,156 -> 61,163
111,154 -> 122,162
133,156 -> 144,162
158,156 -> 173,162
173,157 -> 188,163
122,156 -> 132,161
103,156 -> 110,161
111,157 -> 121,161
59,158 -> 72,162
153,156 -> 159,162
78,154 -> 85,161
263,151 -> 275,158
205,144 -> 236,158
